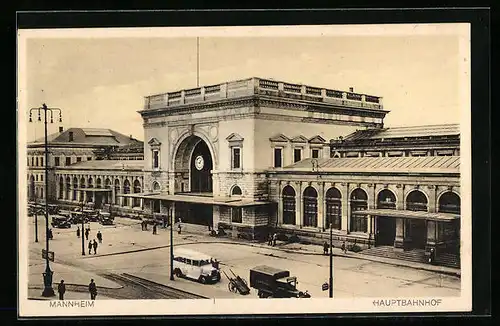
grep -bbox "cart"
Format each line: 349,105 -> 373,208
223,269 -> 250,295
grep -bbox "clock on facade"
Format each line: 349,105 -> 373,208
195,155 -> 204,170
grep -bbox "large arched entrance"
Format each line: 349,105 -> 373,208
376,189 -> 397,246
173,135 -> 215,226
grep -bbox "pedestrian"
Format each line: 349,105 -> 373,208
177,222 -> 182,234
85,228 -> 89,240
57,280 -> 66,300
267,233 -> 273,246
49,229 -> 53,240
88,240 -> 92,255
429,248 -> 435,265
88,279 -> 97,300
76,226 -> 80,238
97,231 -> 102,244
153,223 -> 157,235
341,241 -> 347,254
141,220 -> 145,231
272,233 -> 277,246
163,218 -> 167,228
92,239 -> 98,254
323,241 -> 329,255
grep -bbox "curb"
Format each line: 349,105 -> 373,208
85,233 -> 460,277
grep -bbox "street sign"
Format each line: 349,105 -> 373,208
42,249 -> 55,262
322,282 -> 329,291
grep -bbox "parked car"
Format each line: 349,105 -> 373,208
249,265 -> 311,298
51,215 -> 72,229
99,212 -> 114,225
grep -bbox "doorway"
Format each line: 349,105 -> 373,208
376,216 -> 396,246
408,219 -> 427,249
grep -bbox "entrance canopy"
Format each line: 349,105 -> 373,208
75,188 -> 112,192
121,192 -> 271,207
359,208 -> 459,222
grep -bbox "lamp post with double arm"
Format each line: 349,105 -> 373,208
29,103 -> 62,297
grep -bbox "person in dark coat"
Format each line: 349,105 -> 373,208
88,279 -> 97,300
153,223 -> 157,235
177,222 -> 182,234
76,226 -> 80,238
97,231 -> 102,244
49,229 -> 53,240
341,241 -> 347,254
267,233 -> 273,246
92,239 -> 98,254
141,220 -> 145,231
57,280 -> 66,300
88,240 -> 93,255
323,241 -> 329,255
85,228 -> 90,240
429,248 -> 436,264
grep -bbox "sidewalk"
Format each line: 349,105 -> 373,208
28,288 -> 114,300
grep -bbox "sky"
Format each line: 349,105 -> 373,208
20,25 -> 468,142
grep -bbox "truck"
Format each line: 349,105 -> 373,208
249,265 -> 311,298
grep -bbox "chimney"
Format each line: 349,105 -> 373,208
69,131 -> 74,142
349,87 -> 354,92
59,126 -> 64,133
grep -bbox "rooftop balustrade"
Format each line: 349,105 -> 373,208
143,77 -> 384,111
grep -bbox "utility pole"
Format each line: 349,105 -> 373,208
170,203 -> 174,281
34,195 -> 38,242
81,200 -> 85,256
29,103 -> 62,297
329,223 -> 333,298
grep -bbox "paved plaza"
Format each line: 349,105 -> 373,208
26,216 -> 461,300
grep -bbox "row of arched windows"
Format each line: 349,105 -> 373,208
281,186 -> 461,232
58,176 -> 142,207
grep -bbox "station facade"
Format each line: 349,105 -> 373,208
28,77 -> 461,266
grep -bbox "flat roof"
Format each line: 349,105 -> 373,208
358,208 -> 459,221
60,160 -> 144,170
344,124 -> 460,141
282,156 -> 460,174
120,192 -> 271,207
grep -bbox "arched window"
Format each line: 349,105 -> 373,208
377,189 -> 396,209
325,187 -> 341,230
72,177 -> 78,200
438,192 -> 460,214
123,179 -> 131,207
282,186 -> 296,225
96,178 -> 102,188
59,177 -> 64,199
406,190 -> 428,212
133,180 -> 141,207
88,177 -> 94,188
104,178 -> 111,204
114,179 -> 120,205
153,181 -> 161,192
231,186 -> 242,196
350,188 -> 368,232
303,186 -> 318,227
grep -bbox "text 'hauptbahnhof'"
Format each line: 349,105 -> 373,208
27,77 -> 461,268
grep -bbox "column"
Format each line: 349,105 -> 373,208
295,182 -> 302,227
367,214 -> 372,236
317,182 -> 325,231
341,183 -> 349,232
119,176 -> 124,207
426,220 -> 436,249
277,182 -> 283,226
396,184 -> 404,210
427,185 -> 437,213
394,218 -> 405,249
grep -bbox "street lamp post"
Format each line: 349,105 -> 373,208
81,200 -> 85,256
329,223 -> 333,298
169,204 -> 174,281
34,196 -> 38,243
29,103 -> 62,297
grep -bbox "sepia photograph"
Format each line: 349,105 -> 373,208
17,23 -> 471,316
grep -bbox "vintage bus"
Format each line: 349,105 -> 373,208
172,248 -> 221,284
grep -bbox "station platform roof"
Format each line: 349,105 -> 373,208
120,192 -> 272,207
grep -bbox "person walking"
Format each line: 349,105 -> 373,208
49,229 -> 53,240
323,241 -> 329,255
57,280 -> 66,300
76,226 -> 80,239
88,240 -> 93,255
341,241 -> 347,254
267,233 -> 273,246
92,239 -> 98,254
141,220 -> 145,231
85,227 -> 89,241
177,220 -> 182,234
272,233 -> 277,247
88,279 -> 97,300
152,223 -> 157,235
97,231 -> 102,244
429,248 -> 436,265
